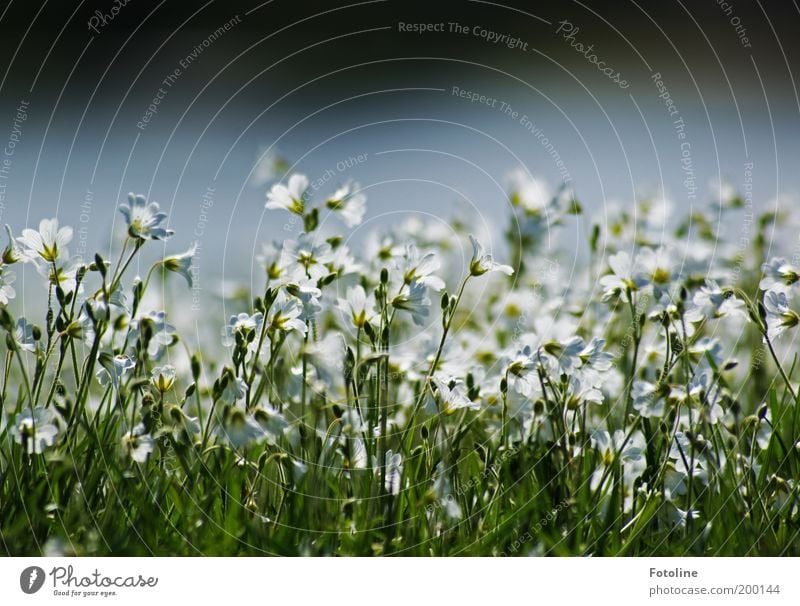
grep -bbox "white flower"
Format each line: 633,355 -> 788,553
326,182 -> 366,227
685,279 -> 748,322
162,242 -> 198,288
220,376 -> 248,404
384,450 -> 403,496
265,173 -> 308,215
280,233 -> 334,281
468,235 -> 513,277
18,218 -> 73,262
3,224 -> 25,263
600,251 -> 646,301
760,257 -> 800,292
267,291 -> 307,334
121,424 -> 155,463
131,310 -> 177,358
220,409 -> 265,447
634,246 -> 675,290
337,285 -> 376,328
763,289 -> 799,339
96,354 -> 135,389
119,193 -> 174,240
151,365 -> 176,393
391,278 -> 430,326
505,346 -> 538,396
396,245 -> 445,291
579,337 -> 614,372
36,256 -> 83,294
0,266 -> 15,304
431,375 -> 480,414
253,405 -> 292,445
10,408 -> 59,454
632,379 -> 665,418
12,318 -> 36,352
222,312 -> 264,347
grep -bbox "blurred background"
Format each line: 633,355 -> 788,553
0,0 -> 798,302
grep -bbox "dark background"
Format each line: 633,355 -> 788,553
1,0 -> 798,287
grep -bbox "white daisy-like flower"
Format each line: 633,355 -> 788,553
326,181 -> 366,227
121,424 -> 155,463
431,374 -> 480,414
10,408 -> 59,454
760,257 -> 800,293
119,193 -> 174,240
18,218 -> 73,262
131,310 -> 177,358
0,265 -> 15,304
12,317 -> 36,352
632,379 -> 665,418
220,376 -> 248,404
685,279 -> 748,322
337,285 -> 376,328
763,289 -> 799,339
36,256 -> 83,294
505,345 -> 538,396
96,354 -> 135,390
162,241 -> 198,288
267,291 -> 307,334
468,235 -> 513,277
599,251 -> 646,301
384,450 -> 403,496
396,244 -> 446,291
219,408 -> 265,447
391,278 -> 431,326
3,224 -> 25,263
280,232 -> 334,281
222,312 -> 264,347
265,173 -> 308,215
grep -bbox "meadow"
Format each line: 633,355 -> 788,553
1,172 -> 799,556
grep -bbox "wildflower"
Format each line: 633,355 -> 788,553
337,285 -> 376,328
252,405 -> 291,445
384,450 -> 403,496
96,354 -> 135,390
468,235 -> 513,277
36,256 -> 83,294
267,291 -> 307,334
760,257 -> 800,292
391,279 -> 431,326
326,181 -> 366,227
2,225 -> 24,263
265,173 -> 308,215
165,404 -> 201,435
12,318 -> 36,352
18,218 -> 73,262
600,251 -> 646,301
431,375 -> 480,414
763,289 -> 799,339
222,312 -> 263,347
632,379 -> 666,418
220,376 -> 247,404
119,193 -> 174,240
579,337 -> 614,372
0,265 -> 15,304
220,408 -> 265,447
635,246 -> 675,289
589,429 -> 645,512
281,233 -> 334,281
685,279 -> 748,322
151,365 -> 176,393
504,346 -> 538,396
10,408 -> 59,454
121,424 -> 155,463
396,245 -> 445,291
162,242 -> 198,287
132,310 -> 178,358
